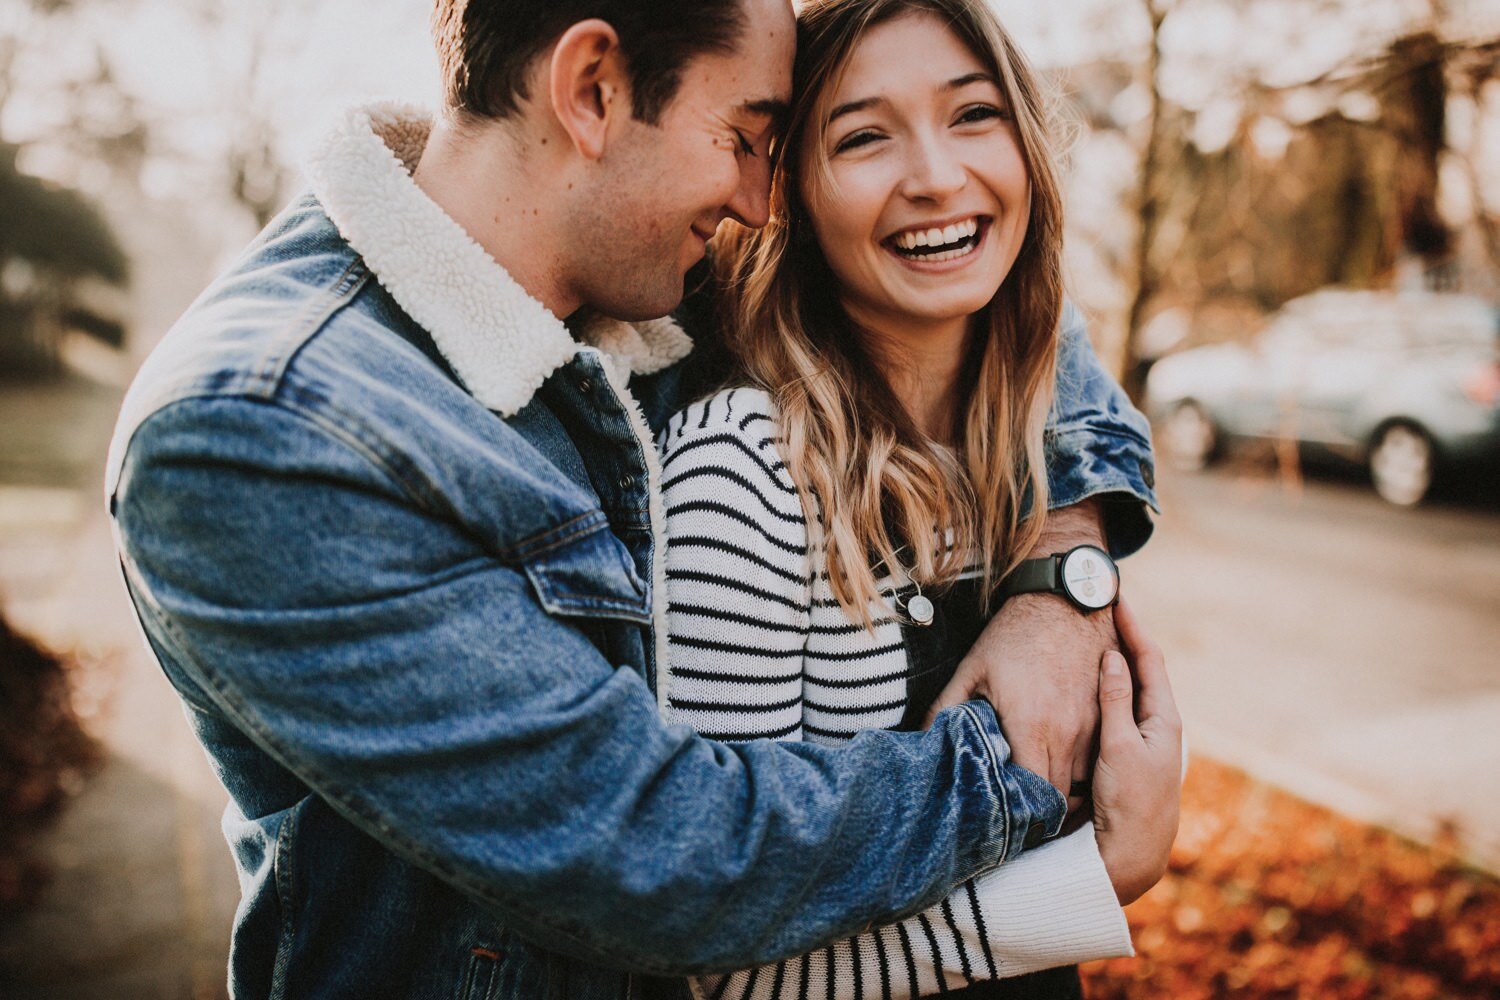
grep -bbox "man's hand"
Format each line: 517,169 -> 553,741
922,499 -> 1117,812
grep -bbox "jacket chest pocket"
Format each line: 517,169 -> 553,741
522,523 -> 653,664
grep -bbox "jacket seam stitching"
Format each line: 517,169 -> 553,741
270,387 -> 454,516
504,511 -> 611,563
251,258 -> 371,395
959,703 -> 1011,872
268,802 -> 300,1000
1044,425 -> 1150,446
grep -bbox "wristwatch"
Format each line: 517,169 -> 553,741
995,544 -> 1120,612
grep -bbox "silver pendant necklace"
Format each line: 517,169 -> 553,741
905,582 -> 935,626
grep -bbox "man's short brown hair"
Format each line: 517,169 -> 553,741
432,0 -> 747,126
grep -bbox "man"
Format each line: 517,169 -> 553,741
105,1 -> 1158,996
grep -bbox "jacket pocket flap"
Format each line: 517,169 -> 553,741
522,526 -> 651,624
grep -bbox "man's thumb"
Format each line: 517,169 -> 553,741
1098,651 -> 1136,745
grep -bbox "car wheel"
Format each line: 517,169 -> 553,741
1369,423 -> 1434,506
1161,401 -> 1218,471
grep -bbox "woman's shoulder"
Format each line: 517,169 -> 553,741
657,385 -> 782,455
656,385 -> 802,507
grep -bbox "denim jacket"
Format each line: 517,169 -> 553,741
105,104 -> 1158,1000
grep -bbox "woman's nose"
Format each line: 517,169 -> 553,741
899,134 -> 967,202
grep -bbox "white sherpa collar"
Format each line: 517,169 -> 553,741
305,102 -> 693,416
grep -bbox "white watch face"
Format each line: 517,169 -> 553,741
1061,546 -> 1119,610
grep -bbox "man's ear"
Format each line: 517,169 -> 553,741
548,19 -> 630,161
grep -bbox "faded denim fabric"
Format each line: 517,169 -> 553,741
105,189 -> 1154,998
1048,300 -> 1160,558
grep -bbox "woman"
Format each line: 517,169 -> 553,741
656,1 -> 1182,998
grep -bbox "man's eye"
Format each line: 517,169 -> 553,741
833,130 -> 882,154
736,131 -> 757,157
956,104 -> 1009,125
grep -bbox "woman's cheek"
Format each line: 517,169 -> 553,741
989,138 -> 1030,199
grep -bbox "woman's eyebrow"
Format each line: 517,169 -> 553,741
828,96 -> 883,125
827,74 -> 1000,125
946,72 -> 997,91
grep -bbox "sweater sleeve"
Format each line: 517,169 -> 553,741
691,823 -> 1131,1000
658,389 -> 812,742
660,391 -> 1131,1000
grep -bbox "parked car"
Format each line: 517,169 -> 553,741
1145,290 -> 1500,505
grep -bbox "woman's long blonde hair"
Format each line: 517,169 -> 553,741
713,0 -> 1067,626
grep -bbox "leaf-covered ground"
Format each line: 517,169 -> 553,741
1081,759 -> 1500,998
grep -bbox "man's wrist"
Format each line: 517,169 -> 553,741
1034,497 -> 1105,548
1004,591 -> 1117,637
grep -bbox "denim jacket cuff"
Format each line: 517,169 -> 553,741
957,701 -> 1068,866
1045,426 -> 1161,560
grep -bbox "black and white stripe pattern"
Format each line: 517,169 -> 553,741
658,389 -> 1132,1000
660,389 -> 912,746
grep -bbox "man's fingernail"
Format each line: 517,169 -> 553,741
1105,652 -> 1125,674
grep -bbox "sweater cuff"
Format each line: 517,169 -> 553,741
970,823 -> 1133,978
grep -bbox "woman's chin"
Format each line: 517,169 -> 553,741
885,286 -> 1001,324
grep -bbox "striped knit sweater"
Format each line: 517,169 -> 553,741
657,388 -> 1133,1000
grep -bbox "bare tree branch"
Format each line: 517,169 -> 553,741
1119,0 -> 1171,401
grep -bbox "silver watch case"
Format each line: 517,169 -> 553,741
1058,544 -> 1119,612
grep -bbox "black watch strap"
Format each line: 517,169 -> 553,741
994,556 -> 1060,602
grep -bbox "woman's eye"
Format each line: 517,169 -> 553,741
736,131 -> 757,157
833,129 -> 882,154
956,104 -> 1009,125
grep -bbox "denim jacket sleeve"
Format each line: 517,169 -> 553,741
111,394 -> 1065,977
1045,301 -> 1160,557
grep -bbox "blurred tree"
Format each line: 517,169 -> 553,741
0,0 -> 139,375
0,144 -> 127,285
0,611 -> 101,921
1120,0 -> 1174,401
186,1 -> 315,231
1101,0 -> 1499,383
1447,37 -> 1500,276
0,0 -> 77,122
0,143 -> 129,375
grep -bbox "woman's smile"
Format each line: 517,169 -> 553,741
881,214 -> 992,270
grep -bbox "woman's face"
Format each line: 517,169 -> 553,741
799,12 -> 1030,335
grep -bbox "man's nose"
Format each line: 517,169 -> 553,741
900,133 -> 967,202
725,155 -> 773,230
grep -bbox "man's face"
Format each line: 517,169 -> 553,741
571,0 -> 794,320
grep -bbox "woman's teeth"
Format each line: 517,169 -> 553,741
890,218 -> 981,260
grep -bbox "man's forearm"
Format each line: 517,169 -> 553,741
929,497 -> 1121,799
1011,497 -> 1118,655
1034,496 -> 1106,553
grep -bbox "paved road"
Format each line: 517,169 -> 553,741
1126,460 -> 1500,873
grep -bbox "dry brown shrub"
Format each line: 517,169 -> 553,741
0,611 -> 101,923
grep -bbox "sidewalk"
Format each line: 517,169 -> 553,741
1124,466 -> 1500,876
0,378 -> 238,999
